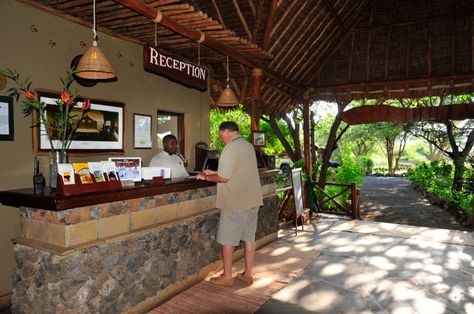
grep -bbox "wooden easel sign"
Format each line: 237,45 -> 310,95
291,168 -> 306,235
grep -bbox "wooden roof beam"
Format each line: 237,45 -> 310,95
309,72 -> 474,96
356,10 -> 474,31
261,0 -> 277,50
210,0 -> 226,28
17,0 -> 144,46
341,104 -> 474,125
112,0 -> 305,92
322,0 -> 345,30
303,0 -> 375,85
232,0 -> 253,41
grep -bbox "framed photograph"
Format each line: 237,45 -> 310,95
0,96 -> 14,141
34,89 -> 125,155
133,113 -> 152,149
108,157 -> 142,182
251,130 -> 267,147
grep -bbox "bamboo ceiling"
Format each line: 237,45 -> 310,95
19,0 -> 474,115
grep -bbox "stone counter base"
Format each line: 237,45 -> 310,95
12,196 -> 279,313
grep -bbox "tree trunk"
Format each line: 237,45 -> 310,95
318,113 -> 342,186
452,155 -> 465,191
310,111 -> 317,168
393,131 -> 408,173
264,114 -> 302,162
386,137 -> 395,174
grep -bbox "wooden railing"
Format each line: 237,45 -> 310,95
277,181 -> 361,223
314,182 -> 361,219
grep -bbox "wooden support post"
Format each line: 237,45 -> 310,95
251,68 -> 263,130
351,182 -> 357,219
303,91 -> 312,176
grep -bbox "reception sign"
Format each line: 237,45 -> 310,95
143,44 -> 208,91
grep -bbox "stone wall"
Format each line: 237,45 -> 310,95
12,195 -> 279,313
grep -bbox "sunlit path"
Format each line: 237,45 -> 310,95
360,176 -> 466,230
258,217 -> 474,314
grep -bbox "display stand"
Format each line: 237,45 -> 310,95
56,173 -> 122,196
143,176 -> 166,185
56,174 -> 81,196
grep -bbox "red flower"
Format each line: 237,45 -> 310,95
82,99 -> 91,111
60,91 -> 73,107
24,90 -> 37,101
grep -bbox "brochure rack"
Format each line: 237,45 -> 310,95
56,172 -> 122,196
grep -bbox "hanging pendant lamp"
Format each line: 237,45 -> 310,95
217,56 -> 238,107
76,0 -> 116,80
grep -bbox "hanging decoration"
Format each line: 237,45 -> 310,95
217,56 -> 239,107
76,0 -> 116,80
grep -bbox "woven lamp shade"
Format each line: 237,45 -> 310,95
217,86 -> 239,107
76,43 -> 116,80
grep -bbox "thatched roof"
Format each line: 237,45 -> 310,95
20,0 -> 474,115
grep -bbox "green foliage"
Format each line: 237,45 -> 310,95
209,106 -> 292,155
314,144 -> 366,213
334,144 -> 365,186
360,157 -> 374,174
407,161 -> 473,215
209,106 -> 251,151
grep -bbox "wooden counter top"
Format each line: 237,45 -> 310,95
0,177 -> 215,211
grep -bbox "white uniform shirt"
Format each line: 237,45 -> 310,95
149,151 -> 189,178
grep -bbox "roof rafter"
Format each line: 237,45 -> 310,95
322,0 -> 345,30
112,0 -> 305,92
261,0 -> 277,50
303,0 -> 374,85
232,0 -> 253,41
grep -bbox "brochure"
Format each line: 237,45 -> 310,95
88,162 -> 105,183
57,163 -> 75,185
108,157 -> 142,182
101,161 -> 119,181
73,162 -> 93,184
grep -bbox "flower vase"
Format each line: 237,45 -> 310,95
49,150 -> 68,189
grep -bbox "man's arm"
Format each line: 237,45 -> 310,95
196,171 -> 229,183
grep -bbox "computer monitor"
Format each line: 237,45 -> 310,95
202,157 -> 219,171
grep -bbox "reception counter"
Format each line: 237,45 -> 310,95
0,170 -> 279,313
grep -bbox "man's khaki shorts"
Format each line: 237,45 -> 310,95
216,206 -> 260,246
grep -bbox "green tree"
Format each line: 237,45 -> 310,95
371,122 -> 408,175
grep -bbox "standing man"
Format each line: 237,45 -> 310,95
197,121 -> 263,286
149,134 -> 189,178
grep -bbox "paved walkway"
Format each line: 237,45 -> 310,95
360,176 -> 466,230
258,217 -> 474,314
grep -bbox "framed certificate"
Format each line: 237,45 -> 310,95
133,113 -> 152,149
0,96 -> 14,141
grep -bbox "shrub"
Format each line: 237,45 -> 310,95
407,161 -> 473,215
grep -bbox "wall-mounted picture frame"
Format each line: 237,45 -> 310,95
251,130 -> 267,147
133,113 -> 152,149
34,89 -> 125,155
108,157 -> 142,182
0,96 -> 14,141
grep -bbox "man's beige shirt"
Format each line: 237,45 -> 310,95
216,136 -> 263,211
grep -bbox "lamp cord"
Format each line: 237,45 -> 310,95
93,0 -> 97,40
154,22 -> 157,46
226,55 -> 230,86
198,42 -> 201,66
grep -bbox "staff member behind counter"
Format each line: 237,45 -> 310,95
149,134 -> 189,178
